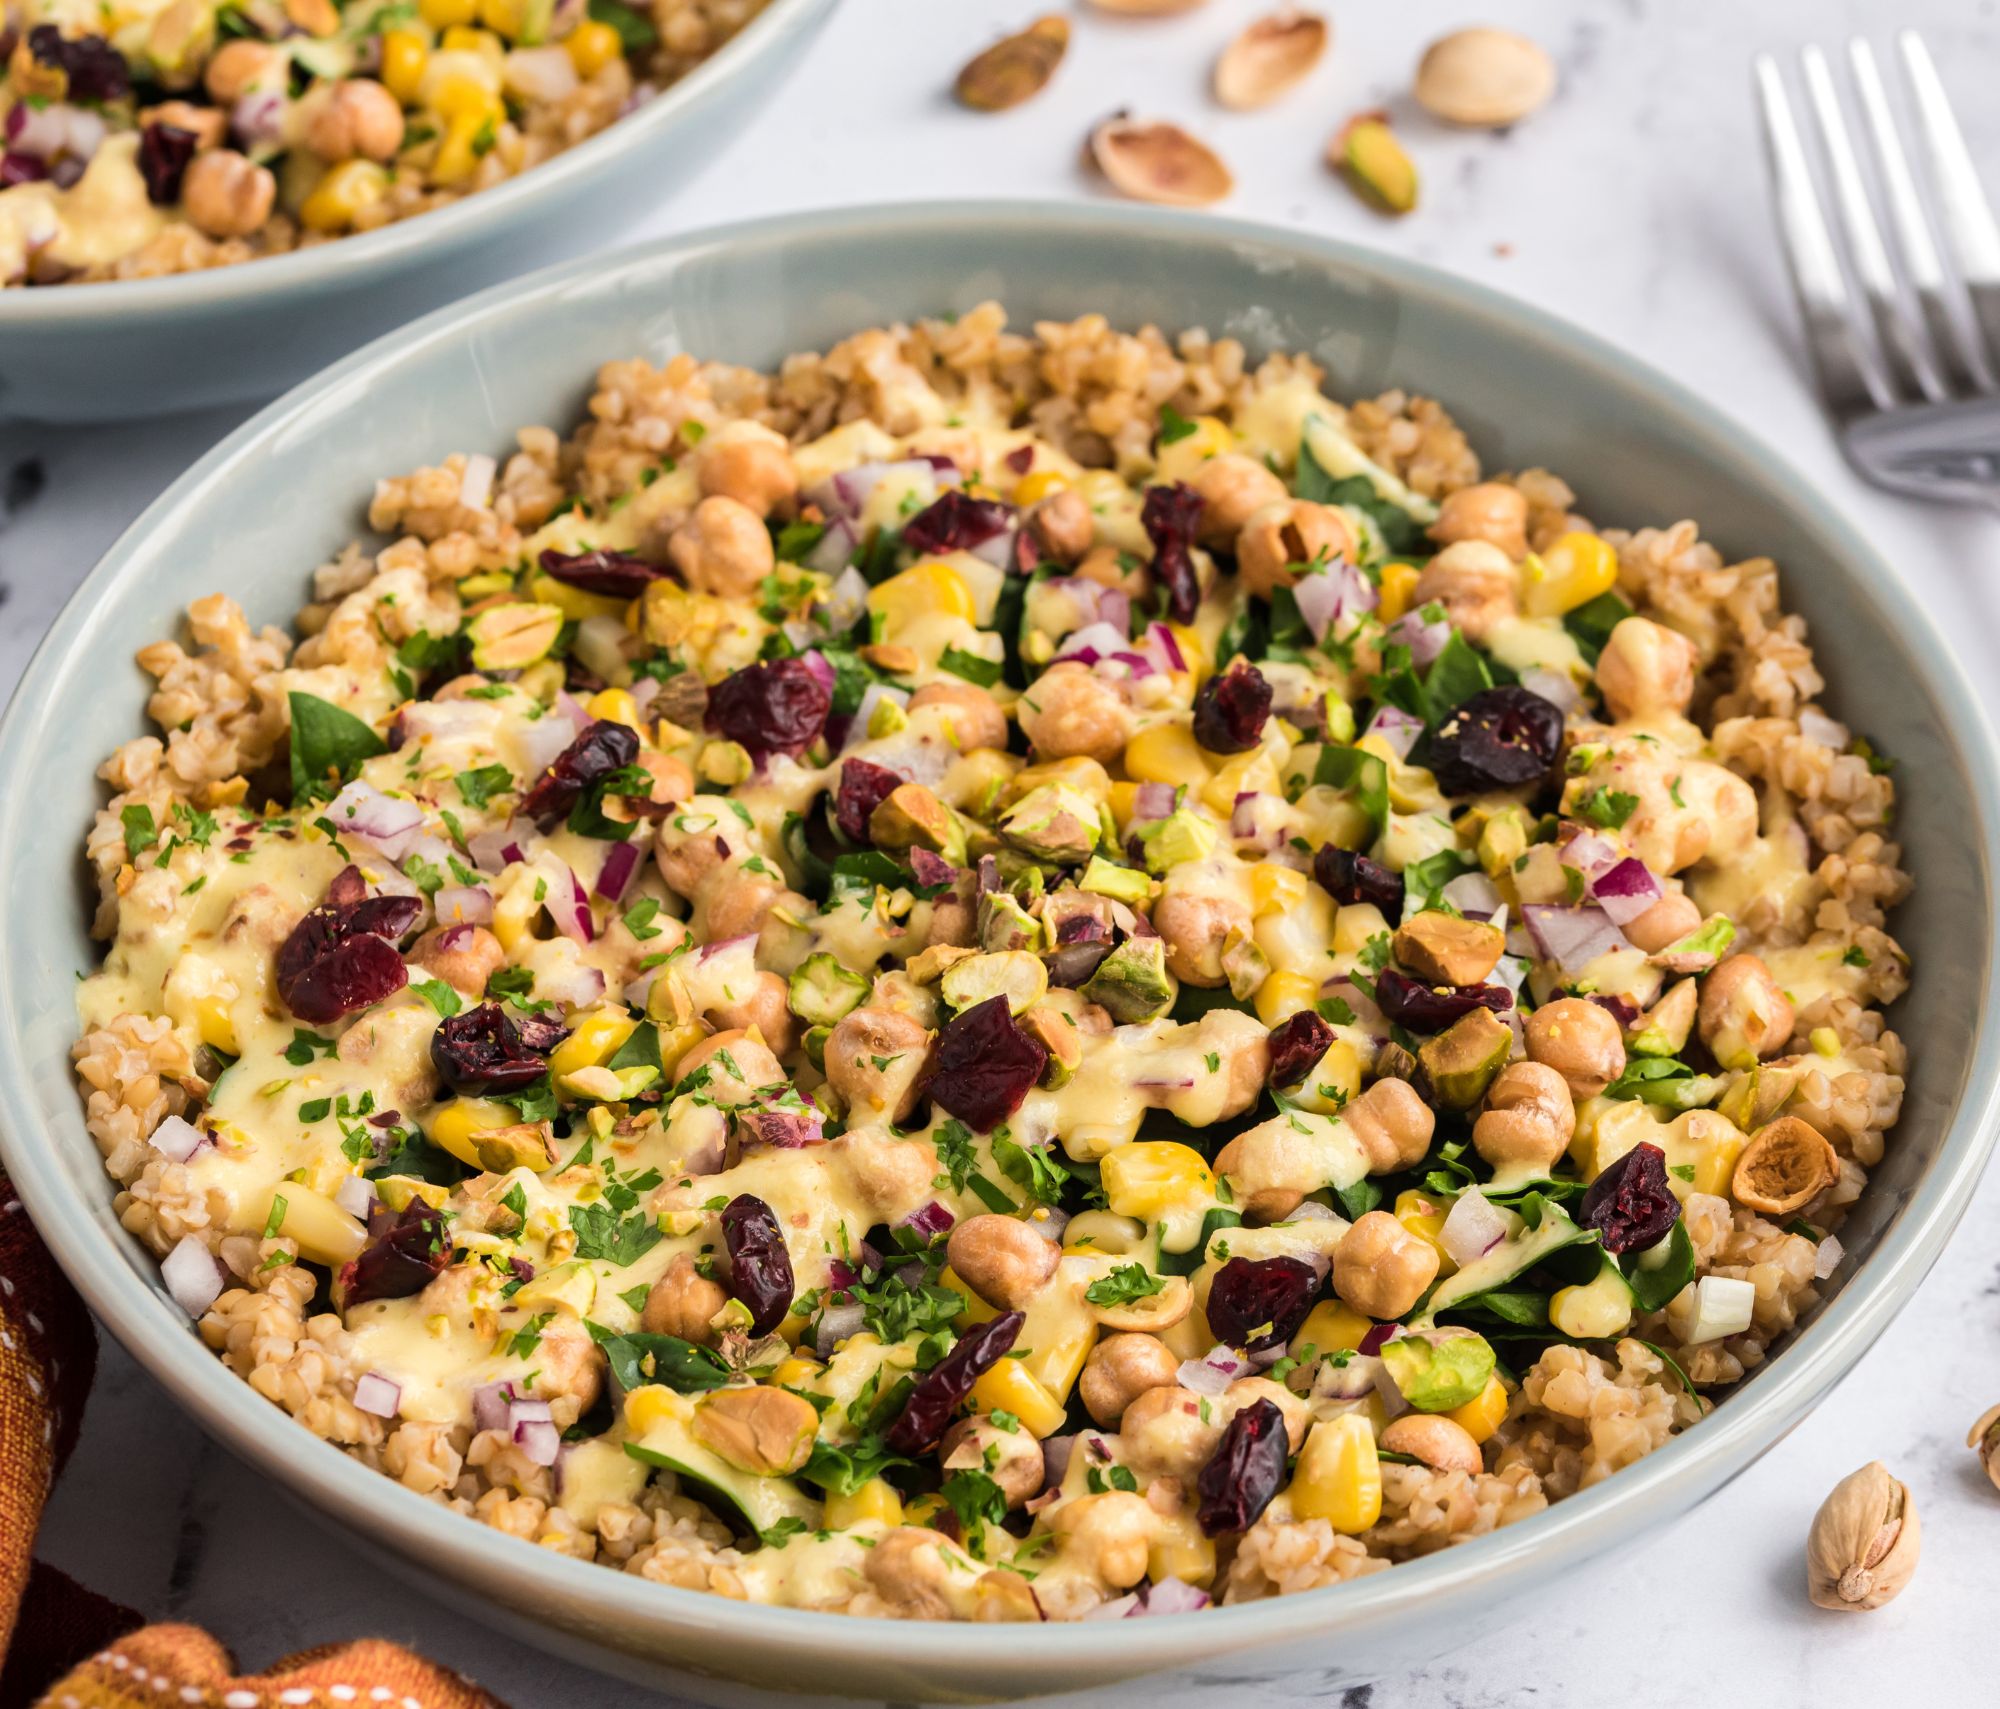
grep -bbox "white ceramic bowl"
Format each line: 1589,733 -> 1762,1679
2,203 -> 1994,1704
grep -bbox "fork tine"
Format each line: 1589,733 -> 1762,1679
1896,32 -> 2000,369
1849,39 -> 1990,392
1800,45 -> 1944,402
1754,54 -> 1886,418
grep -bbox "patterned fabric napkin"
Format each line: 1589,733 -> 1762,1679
0,1171 -> 509,1709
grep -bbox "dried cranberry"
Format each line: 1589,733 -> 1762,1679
1196,1398 -> 1289,1537
1579,1141 -> 1680,1255
1428,685 -> 1566,797
513,1012 -> 569,1054
337,1200 -> 449,1309
1266,1011 -> 1334,1089
1372,967 -> 1512,1032
28,25 -> 128,102
137,123 -> 196,205
517,719 -> 640,828
926,996 -> 1048,1132
908,847 -> 960,888
1191,662 -> 1273,754
836,756 -> 905,843
1142,482 -> 1204,623
1313,845 -> 1404,919
538,547 -> 669,599
707,658 -> 832,762
430,1003 -> 552,1096
901,490 -> 1012,557
721,1194 -> 795,1336
0,153 -> 48,187
276,866 -> 421,1024
883,1311 -> 1025,1454
1205,1256 -> 1320,1352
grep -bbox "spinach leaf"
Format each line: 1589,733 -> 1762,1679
289,691 -> 386,804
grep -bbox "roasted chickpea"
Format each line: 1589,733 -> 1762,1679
1428,481 -> 1529,559
1078,1333 -> 1180,1427
862,1529 -> 953,1619
825,1007 -> 932,1124
642,1252 -> 728,1344
203,38 -> 286,102
1075,544 -> 1149,598
1152,889 -> 1252,988
1222,1376 -> 1309,1450
909,680 -> 1008,753
698,868 -> 796,943
1046,1491 -> 1155,1589
1413,540 -> 1517,643
946,1214 -> 1060,1310
1473,1060 -> 1574,1172
1016,662 -> 1134,766
1524,997 -> 1626,1100
826,1127 -> 941,1223
1118,1384 -> 1222,1478
1332,1210 -> 1439,1319
1380,1413 -> 1483,1474
1595,616 -> 1698,724
1344,1077 -> 1437,1174
942,1416 -> 1046,1507
667,495 -> 774,600
409,923 -> 506,997
1029,487 -> 1095,564
1234,499 -> 1357,599
529,1317 -> 606,1415
181,150 -> 276,239
1624,889 -> 1702,955
703,968 -> 795,1057
1186,454 -> 1287,548
652,793 -> 754,897
303,78 -> 405,163
1698,954 -> 1796,1070
696,422 -> 797,519
673,1028 -> 783,1104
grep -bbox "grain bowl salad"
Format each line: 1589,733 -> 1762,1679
75,304 -> 1911,1619
0,0 -> 765,286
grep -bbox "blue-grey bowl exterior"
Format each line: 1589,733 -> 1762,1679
0,0 -> 837,424
1,202 -> 1994,1704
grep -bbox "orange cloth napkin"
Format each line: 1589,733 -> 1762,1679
0,1171 -> 511,1709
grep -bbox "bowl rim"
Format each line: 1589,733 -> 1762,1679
0,0 -> 833,325
5,197 -> 1998,1677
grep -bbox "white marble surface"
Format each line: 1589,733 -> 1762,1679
9,0 -> 2000,1703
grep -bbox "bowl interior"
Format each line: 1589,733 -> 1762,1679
4,204 -> 1995,1701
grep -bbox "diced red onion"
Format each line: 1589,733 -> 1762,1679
899,1200 -> 955,1240
1357,1322 -> 1402,1356
550,870 -> 595,943
1491,953 -> 1529,994
815,1299 -> 867,1357
1440,870 -> 1502,919
1522,903 -> 1632,974
457,453 -> 496,510
1147,623 -> 1187,672
967,524 -> 1019,570
1291,557 -> 1375,642
508,1394 -> 553,1428
1364,705 -> 1424,762
819,562 -> 869,630
1684,1275 -> 1756,1343
467,819 -> 533,873
1589,857 -> 1663,926
1133,782 -> 1178,821
1813,1235 -> 1844,1279
435,884 -> 494,926
162,1236 -> 226,1318
354,1372 -> 402,1418
541,962 -> 605,1011
816,460 -> 942,521
149,1114 -> 207,1164
231,90 -> 287,147
1106,650 -> 1157,680
472,1380 -> 511,1433
1385,609 -> 1449,666
1374,1358 -> 1413,1421
324,780 -> 426,860
334,1174 -> 379,1220
514,1418 -> 561,1467
1085,1594 -> 1144,1621
1439,1191 -> 1509,1266
806,518 -> 860,579
799,650 -> 837,697
595,839 -> 643,902
520,715 -> 579,778
1137,1578 -> 1212,1616
1289,1200 -> 1340,1223
1176,1345 -> 1252,1395
1054,620 -> 1129,667
1518,667 -> 1580,714
503,44 -> 579,101
1558,830 -> 1621,879
843,682 -> 910,749
1099,589 -> 1132,637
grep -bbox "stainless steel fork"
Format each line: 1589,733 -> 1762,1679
1755,32 -> 2000,509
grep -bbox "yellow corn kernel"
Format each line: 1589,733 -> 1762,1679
564,17 -> 623,75
903,1493 -> 948,1528
1255,971 -> 1319,1027
1106,781 -> 1142,833
1198,746 -> 1281,814
1023,1319 -> 1097,1404
380,29 -> 430,101
1147,1527 -> 1217,1589
429,1097 -> 522,1168
419,0 -> 477,25
824,1478 -> 904,1530
1011,468 -> 1070,506
194,997 -> 239,1056
622,1383 -> 687,1436
1392,1189 -> 1457,1278
476,0 -> 525,36
867,560 -> 975,639
430,67 -> 503,119
587,687 -> 642,729
770,1354 -> 823,1388
300,159 -> 389,232
440,23 -> 505,61
1123,720 -> 1213,791
430,110 -> 489,184
1520,531 -> 1618,619
969,1357 -> 1068,1437
1295,1299 -> 1373,1356
938,1264 -> 995,1326
1332,902 -> 1390,956
1100,1141 -> 1215,1221
1153,415 -> 1233,484
548,1007 -> 640,1080
1377,560 -> 1421,624
1446,1374 -> 1509,1445
1248,864 -> 1308,918
1291,1414 -> 1382,1533
1311,1040 -> 1362,1106
242,1183 -> 366,1267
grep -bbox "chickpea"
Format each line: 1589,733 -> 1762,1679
1046,1491 -> 1155,1589
1016,662 -> 1134,766
862,1528 -> 953,1620
1473,1060 -> 1574,1172
946,1214 -> 1059,1310
1380,1413 -> 1483,1475
1185,454 -> 1287,548
704,968 -> 795,1057
1152,889 -> 1252,988
1428,481 -> 1530,559
1412,540 -> 1517,643
1078,1333 -> 1180,1427
1595,616 -> 1698,724
1234,500 -> 1357,599
180,150 -> 276,239
942,1416 -> 1046,1507
827,1127 -> 941,1223
1222,1376 -> 1309,1450
203,39 -> 286,103
674,1028 -> 783,1105
825,1007 -> 932,1125
908,679 -> 1008,753
667,495 -> 774,600
696,422 -> 797,519
302,78 -> 405,163
1698,954 -> 1796,1070
1332,1210 -> 1439,1320
642,1252 -> 727,1344
653,793 -> 753,897
409,923 -> 506,997
1029,487 -> 1095,564
1075,544 -> 1149,598
699,868 -> 796,943
1344,1077 -> 1437,1174
530,1317 -> 606,1416
1154,1007 -> 1268,1122
1214,1077 -> 1432,1221
1624,888 -> 1702,955
1524,997 -> 1626,1100
1118,1383 -> 1222,1478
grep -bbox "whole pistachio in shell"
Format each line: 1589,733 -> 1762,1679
1088,115 -> 1234,207
955,15 -> 1069,113
1213,9 -> 1328,111
1968,1404 -> 2000,1492
1805,1461 -> 1919,1612
1089,0 -> 1208,13
1414,27 -> 1556,129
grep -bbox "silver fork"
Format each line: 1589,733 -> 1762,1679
1755,32 -> 2000,510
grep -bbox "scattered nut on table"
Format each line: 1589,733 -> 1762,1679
1414,27 -> 1557,129
1088,115 -> 1234,206
1330,111 -> 1418,215
1805,1461 -> 1919,1612
1213,9 -> 1328,111
1968,1404 -> 2000,1492
955,15 -> 1069,112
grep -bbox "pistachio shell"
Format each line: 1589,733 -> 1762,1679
955,15 -> 1069,113
1414,28 -> 1556,129
1213,9 -> 1328,110
1731,1115 -> 1839,1215
1089,116 -> 1234,207
1330,113 -> 1417,216
1089,0 -> 1207,14
1968,1403 -> 2000,1492
1805,1461 -> 1919,1611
